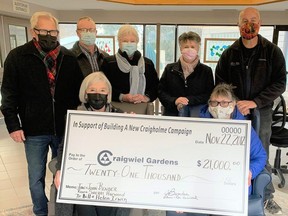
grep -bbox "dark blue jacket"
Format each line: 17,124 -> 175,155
200,105 -> 267,195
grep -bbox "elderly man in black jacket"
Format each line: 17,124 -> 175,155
0,11 -> 83,216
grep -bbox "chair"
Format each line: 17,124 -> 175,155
248,168 -> 272,216
270,95 -> 288,188
249,108 -> 260,135
47,157 -> 57,216
247,108 -> 272,216
111,101 -> 154,115
48,157 -> 75,216
166,169 -> 271,216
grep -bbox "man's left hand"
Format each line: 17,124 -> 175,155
237,100 -> 257,116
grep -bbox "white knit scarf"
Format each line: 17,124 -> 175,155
116,52 -> 146,95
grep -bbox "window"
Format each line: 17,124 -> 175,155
159,25 -> 176,77
8,25 -> 27,49
145,25 -> 157,66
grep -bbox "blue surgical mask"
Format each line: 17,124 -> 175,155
121,42 -> 137,57
80,32 -> 96,46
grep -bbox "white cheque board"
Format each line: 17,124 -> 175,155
57,110 -> 251,216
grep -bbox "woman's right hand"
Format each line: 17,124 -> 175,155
175,97 -> 189,110
122,93 -> 134,103
54,170 -> 61,190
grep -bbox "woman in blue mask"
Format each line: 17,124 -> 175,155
54,72 -> 120,216
102,24 -> 159,104
167,83 -> 267,216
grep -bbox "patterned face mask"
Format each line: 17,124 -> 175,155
240,22 -> 260,40
208,105 -> 234,119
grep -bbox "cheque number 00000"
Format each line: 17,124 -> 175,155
221,127 -> 242,134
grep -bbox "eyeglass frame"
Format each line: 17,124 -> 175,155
77,28 -> 97,33
208,100 -> 233,108
33,28 -> 59,37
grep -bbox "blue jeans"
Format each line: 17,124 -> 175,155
24,135 -> 61,216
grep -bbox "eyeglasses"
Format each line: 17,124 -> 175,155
209,100 -> 232,108
77,28 -> 96,33
34,28 -> 59,37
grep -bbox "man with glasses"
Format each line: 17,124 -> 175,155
1,11 -> 83,216
71,16 -> 109,77
215,7 -> 286,214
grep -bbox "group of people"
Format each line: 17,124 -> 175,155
0,6 -> 286,216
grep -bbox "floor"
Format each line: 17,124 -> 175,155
0,118 -> 53,212
0,117 -> 287,215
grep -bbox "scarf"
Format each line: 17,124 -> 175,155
34,39 -> 61,96
179,55 -> 199,79
115,52 -> 146,95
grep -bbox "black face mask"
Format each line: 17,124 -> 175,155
38,35 -> 58,52
87,93 -> 108,110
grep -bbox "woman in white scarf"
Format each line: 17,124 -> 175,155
102,24 -> 159,104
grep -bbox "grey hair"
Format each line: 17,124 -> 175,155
210,83 -> 238,102
30,11 -> 59,29
117,24 -> 139,44
77,16 -> 96,26
79,72 -> 112,103
178,31 -> 201,45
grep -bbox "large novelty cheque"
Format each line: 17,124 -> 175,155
57,110 -> 251,216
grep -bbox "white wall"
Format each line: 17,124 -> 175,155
0,0 -> 58,19
58,10 -> 288,25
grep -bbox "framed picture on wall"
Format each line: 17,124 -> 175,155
96,36 -> 115,55
204,38 -> 237,63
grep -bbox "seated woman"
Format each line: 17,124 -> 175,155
167,83 -> 267,216
158,31 -> 214,117
54,72 -> 120,216
102,24 -> 159,104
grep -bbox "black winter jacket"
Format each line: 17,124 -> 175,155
158,60 -> 214,116
1,40 -> 84,136
70,41 -> 109,77
102,50 -> 159,102
215,35 -> 286,108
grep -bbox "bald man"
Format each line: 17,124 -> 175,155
215,7 -> 286,214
